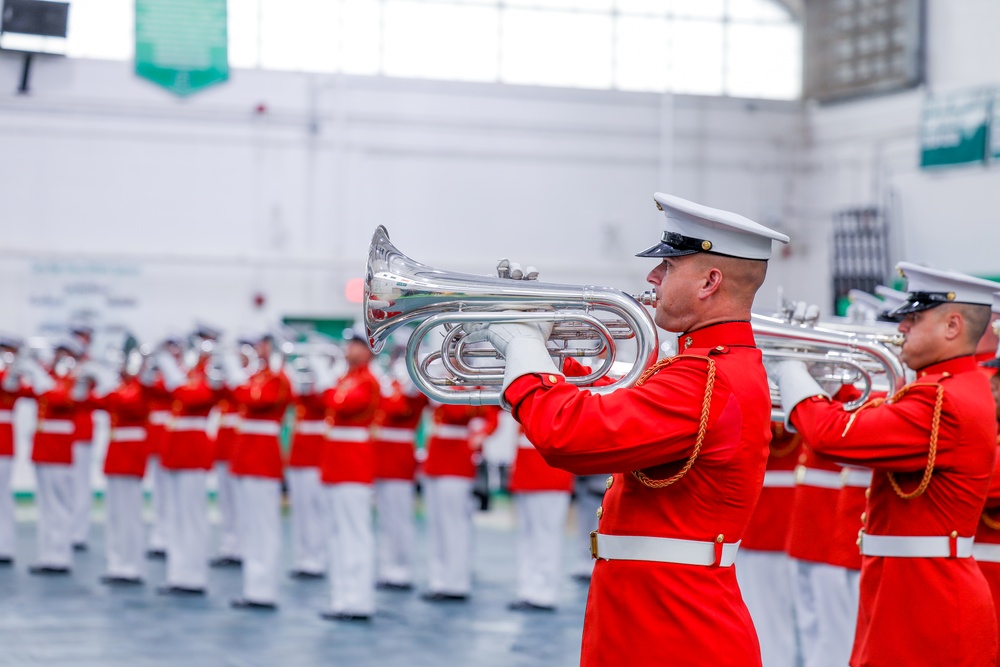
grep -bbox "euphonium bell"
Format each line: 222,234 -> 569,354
364,226 -> 659,406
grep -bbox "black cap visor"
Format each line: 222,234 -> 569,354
636,231 -> 711,258
882,292 -> 956,322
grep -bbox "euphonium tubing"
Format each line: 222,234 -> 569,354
364,226 -> 659,406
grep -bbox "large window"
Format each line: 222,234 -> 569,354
62,0 -> 801,99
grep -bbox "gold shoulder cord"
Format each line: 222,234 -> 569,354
631,355 -> 716,490
981,510 -> 1000,531
850,383 -> 945,501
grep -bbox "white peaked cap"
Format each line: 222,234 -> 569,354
636,193 -> 790,261
992,292 -> 1000,315
887,262 -> 1000,319
848,289 -> 885,313
874,285 -> 909,310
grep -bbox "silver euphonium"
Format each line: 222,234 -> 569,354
752,314 -> 907,421
364,226 -> 659,406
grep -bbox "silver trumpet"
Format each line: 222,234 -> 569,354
752,314 -> 907,421
364,226 -> 659,406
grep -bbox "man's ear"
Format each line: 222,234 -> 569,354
942,309 -> 964,342
699,267 -> 724,299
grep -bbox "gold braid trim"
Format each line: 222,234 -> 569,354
885,384 -> 945,501
981,510 -> 1000,531
631,355 -> 716,490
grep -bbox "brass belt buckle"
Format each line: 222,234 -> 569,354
589,531 -> 599,560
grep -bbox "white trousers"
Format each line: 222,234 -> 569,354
104,475 -> 146,579
736,549 -> 799,667
163,469 -> 209,589
792,559 -> 859,667
34,463 -> 74,568
236,476 -> 282,604
514,491 -> 570,607
70,441 -> 93,545
327,483 -> 375,615
375,479 -> 416,586
287,467 -> 327,574
145,455 -> 169,552
571,476 -> 604,578
423,476 -> 475,596
0,457 -> 15,558
215,462 -> 240,559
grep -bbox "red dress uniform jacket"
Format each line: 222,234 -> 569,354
785,445 -> 843,563
0,369 -> 27,458
372,381 -> 428,481
509,426 -> 575,494
505,321 -> 771,667
791,355 -> 999,667
742,423 -> 801,552
321,365 -> 380,485
72,401 -> 94,444
31,374 -> 77,465
161,360 -> 218,471
977,436 -> 1000,667
214,395 -> 240,464
230,368 -> 292,480
101,378 -> 151,478
288,393 -> 327,469
423,403 -> 499,479
144,377 -> 172,460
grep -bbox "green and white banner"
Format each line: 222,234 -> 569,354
135,0 -> 228,97
919,87 -> 994,168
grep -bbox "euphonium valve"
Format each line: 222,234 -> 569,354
364,226 -> 659,406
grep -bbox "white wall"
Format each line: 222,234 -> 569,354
0,57 -> 804,340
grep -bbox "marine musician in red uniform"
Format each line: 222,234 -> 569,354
476,194 -> 789,666
773,263 -> 1000,667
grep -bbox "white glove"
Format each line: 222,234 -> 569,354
220,350 -> 247,389
788,301 -> 821,326
22,357 -> 55,394
308,354 -> 337,391
467,321 -> 558,403
1,367 -> 20,392
771,360 -> 828,432
155,351 -> 186,391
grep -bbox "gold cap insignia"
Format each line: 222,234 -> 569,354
654,199 -> 663,211
701,240 -> 712,251
946,292 -> 955,300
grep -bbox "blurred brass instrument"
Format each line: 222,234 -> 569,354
753,314 -> 906,421
363,226 -> 659,406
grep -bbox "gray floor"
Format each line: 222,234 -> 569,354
0,500 -> 589,667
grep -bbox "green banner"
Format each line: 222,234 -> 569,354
992,92 -> 1000,161
135,0 -> 228,97
920,88 -> 993,168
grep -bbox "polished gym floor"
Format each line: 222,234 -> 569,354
0,499 -> 589,667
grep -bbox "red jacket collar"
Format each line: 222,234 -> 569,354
916,355 -> 979,379
678,320 -> 756,352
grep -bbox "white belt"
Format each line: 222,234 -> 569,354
795,466 -> 843,489
296,420 -> 328,436
973,543 -> 1000,563
148,410 -> 172,426
327,426 -> 369,442
239,419 -> 282,436
516,437 -> 535,450
859,532 -> 974,558
591,532 -> 740,567
111,427 -> 147,442
762,470 -> 797,488
0,410 -> 13,424
37,420 -> 74,435
169,416 -> 210,432
220,414 -> 242,429
841,467 -> 873,488
433,424 -> 470,440
375,427 -> 416,443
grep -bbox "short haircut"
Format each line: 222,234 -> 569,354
956,303 -> 992,345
